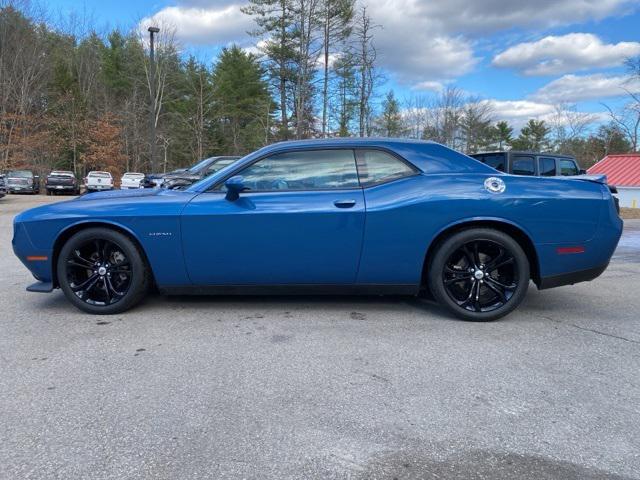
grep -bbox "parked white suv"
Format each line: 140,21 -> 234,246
85,171 -> 114,192
120,172 -> 145,189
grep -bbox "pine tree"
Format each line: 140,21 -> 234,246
212,45 -> 274,154
375,90 -> 404,137
242,0 -> 296,140
494,121 -> 513,151
511,119 -> 551,151
320,0 -> 354,137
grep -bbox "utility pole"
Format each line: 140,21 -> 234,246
148,26 -> 160,173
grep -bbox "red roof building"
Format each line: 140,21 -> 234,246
587,154 -> 640,187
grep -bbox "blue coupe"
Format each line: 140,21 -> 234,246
12,139 -> 623,321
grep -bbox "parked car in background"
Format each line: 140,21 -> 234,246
120,172 -> 145,189
13,138 -> 622,322
470,151 -> 585,177
45,171 -> 79,195
142,156 -> 241,189
0,174 -> 6,198
6,170 -> 40,194
84,171 -> 114,192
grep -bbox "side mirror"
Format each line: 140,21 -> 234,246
578,169 -> 587,175
225,175 -> 247,201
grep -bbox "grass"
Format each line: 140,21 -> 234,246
621,208 -> 640,219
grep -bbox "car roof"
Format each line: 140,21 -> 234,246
472,151 -> 576,159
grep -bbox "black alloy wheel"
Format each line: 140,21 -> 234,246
57,228 -> 150,314
428,228 -> 529,321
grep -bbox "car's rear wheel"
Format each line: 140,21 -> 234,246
428,228 -> 529,321
57,228 -> 150,314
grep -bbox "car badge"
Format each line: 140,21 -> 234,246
484,177 -> 506,194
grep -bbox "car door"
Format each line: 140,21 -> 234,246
180,149 -> 365,286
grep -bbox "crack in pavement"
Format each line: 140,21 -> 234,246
542,316 -> 640,345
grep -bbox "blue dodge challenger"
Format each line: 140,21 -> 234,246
12,139 -> 623,321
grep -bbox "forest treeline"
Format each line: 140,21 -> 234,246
1,1 -> 639,178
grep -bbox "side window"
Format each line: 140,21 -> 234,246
559,159 -> 579,176
478,154 -> 506,172
233,149 -> 359,191
356,150 -> 417,187
539,157 -> 556,176
512,155 -> 535,176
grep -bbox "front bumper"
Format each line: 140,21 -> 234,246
12,221 -> 53,285
8,185 -> 37,193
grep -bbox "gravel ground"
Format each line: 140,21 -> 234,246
1,194 -> 639,480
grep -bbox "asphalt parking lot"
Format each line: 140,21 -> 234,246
1,194 -> 639,480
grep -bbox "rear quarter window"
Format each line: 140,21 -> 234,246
356,150 -> 418,187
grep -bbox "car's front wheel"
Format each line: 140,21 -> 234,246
428,228 -> 530,321
57,228 -> 150,314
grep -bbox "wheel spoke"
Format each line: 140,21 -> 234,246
102,241 -> 112,264
71,273 -> 99,292
461,245 -> 475,267
486,256 -> 514,273
444,271 -> 473,285
459,280 -> 477,308
473,241 -> 481,267
110,268 -> 131,275
67,260 -> 92,269
484,279 -> 507,304
71,251 -> 94,268
105,275 -> 125,298
485,276 -> 516,290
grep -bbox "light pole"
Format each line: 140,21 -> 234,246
148,26 -> 160,173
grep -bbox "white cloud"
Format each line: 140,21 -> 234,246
139,3 -> 252,47
492,33 -> 640,76
416,0 -> 638,34
364,0 -> 638,87
532,73 -> 640,102
412,81 -> 446,92
486,100 -> 557,127
138,0 -> 640,89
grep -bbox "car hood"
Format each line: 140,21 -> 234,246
77,188 -> 160,201
164,171 -> 201,181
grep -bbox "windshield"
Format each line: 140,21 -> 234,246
187,153 -> 251,192
8,170 -> 32,178
187,157 -> 216,174
204,159 -> 236,175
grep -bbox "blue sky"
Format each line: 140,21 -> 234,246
46,0 -> 640,128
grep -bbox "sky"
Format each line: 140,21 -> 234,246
45,0 -> 640,129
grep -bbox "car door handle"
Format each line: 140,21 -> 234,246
334,199 -> 357,208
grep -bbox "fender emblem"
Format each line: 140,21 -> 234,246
148,232 -> 173,237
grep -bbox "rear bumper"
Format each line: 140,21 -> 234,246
538,263 -> 609,290
46,185 -> 76,191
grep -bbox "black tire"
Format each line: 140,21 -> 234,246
57,228 -> 150,314
428,228 -> 529,321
